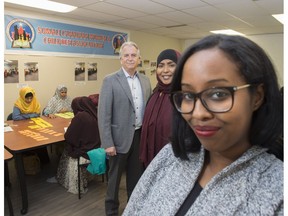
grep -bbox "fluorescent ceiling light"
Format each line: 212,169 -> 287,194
272,14 -> 284,24
4,0 -> 77,13
210,29 -> 245,36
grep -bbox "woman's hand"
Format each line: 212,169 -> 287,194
59,108 -> 67,113
48,114 -> 56,119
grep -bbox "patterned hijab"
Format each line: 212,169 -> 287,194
14,86 -> 41,114
45,84 -> 72,114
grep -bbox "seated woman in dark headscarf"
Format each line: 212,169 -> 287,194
54,96 -> 101,194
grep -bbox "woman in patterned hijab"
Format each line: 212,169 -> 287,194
43,84 -> 73,118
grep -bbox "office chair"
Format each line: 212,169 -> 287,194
77,157 -> 102,199
7,113 -> 13,121
77,154 -> 108,199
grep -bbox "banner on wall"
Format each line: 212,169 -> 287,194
4,14 -> 129,57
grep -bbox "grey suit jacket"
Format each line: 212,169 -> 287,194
98,69 -> 152,153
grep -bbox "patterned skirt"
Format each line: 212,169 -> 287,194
56,149 -> 91,194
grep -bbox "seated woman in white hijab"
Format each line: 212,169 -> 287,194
43,84 -> 73,119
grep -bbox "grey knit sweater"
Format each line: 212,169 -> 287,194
122,144 -> 283,216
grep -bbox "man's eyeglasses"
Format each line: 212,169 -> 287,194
171,84 -> 252,114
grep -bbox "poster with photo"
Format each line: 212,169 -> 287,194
4,60 -> 19,83
75,62 -> 85,81
150,61 -> 157,75
139,70 -> 146,75
143,60 -> 150,65
138,60 -> 143,67
5,15 -> 129,57
88,62 -> 97,81
24,62 -> 39,81
150,61 -> 156,67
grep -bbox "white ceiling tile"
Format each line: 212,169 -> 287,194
183,5 -> 237,21
82,2 -> 147,18
151,0 -> 207,10
202,0 -> 242,5
106,19 -> 159,30
105,0 -> 174,13
254,0 -> 283,14
214,1 -> 269,17
242,15 -> 282,27
133,15 -> 181,27
61,8 -> 124,23
156,11 -> 204,24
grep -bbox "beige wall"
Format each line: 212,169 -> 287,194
248,34 -> 283,86
184,34 -> 284,86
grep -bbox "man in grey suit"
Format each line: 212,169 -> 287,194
98,41 -> 152,216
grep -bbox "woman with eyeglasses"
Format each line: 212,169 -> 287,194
123,34 -> 283,215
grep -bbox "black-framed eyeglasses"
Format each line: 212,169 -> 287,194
171,84 -> 252,114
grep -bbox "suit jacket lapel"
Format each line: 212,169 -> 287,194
116,70 -> 134,107
137,74 -> 148,103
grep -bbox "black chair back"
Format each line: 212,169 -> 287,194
7,113 -> 13,121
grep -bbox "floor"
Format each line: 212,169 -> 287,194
4,147 -> 128,216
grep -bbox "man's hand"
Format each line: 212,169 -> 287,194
105,147 -> 117,156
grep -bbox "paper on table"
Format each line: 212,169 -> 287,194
4,126 -> 13,132
55,112 -> 74,119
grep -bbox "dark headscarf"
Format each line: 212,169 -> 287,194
155,49 -> 181,93
88,94 -> 99,107
71,96 -> 98,119
140,49 -> 181,167
65,96 -> 100,159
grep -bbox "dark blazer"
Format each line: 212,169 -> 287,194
98,69 -> 151,153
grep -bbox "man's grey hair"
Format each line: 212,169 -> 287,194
119,41 -> 141,59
